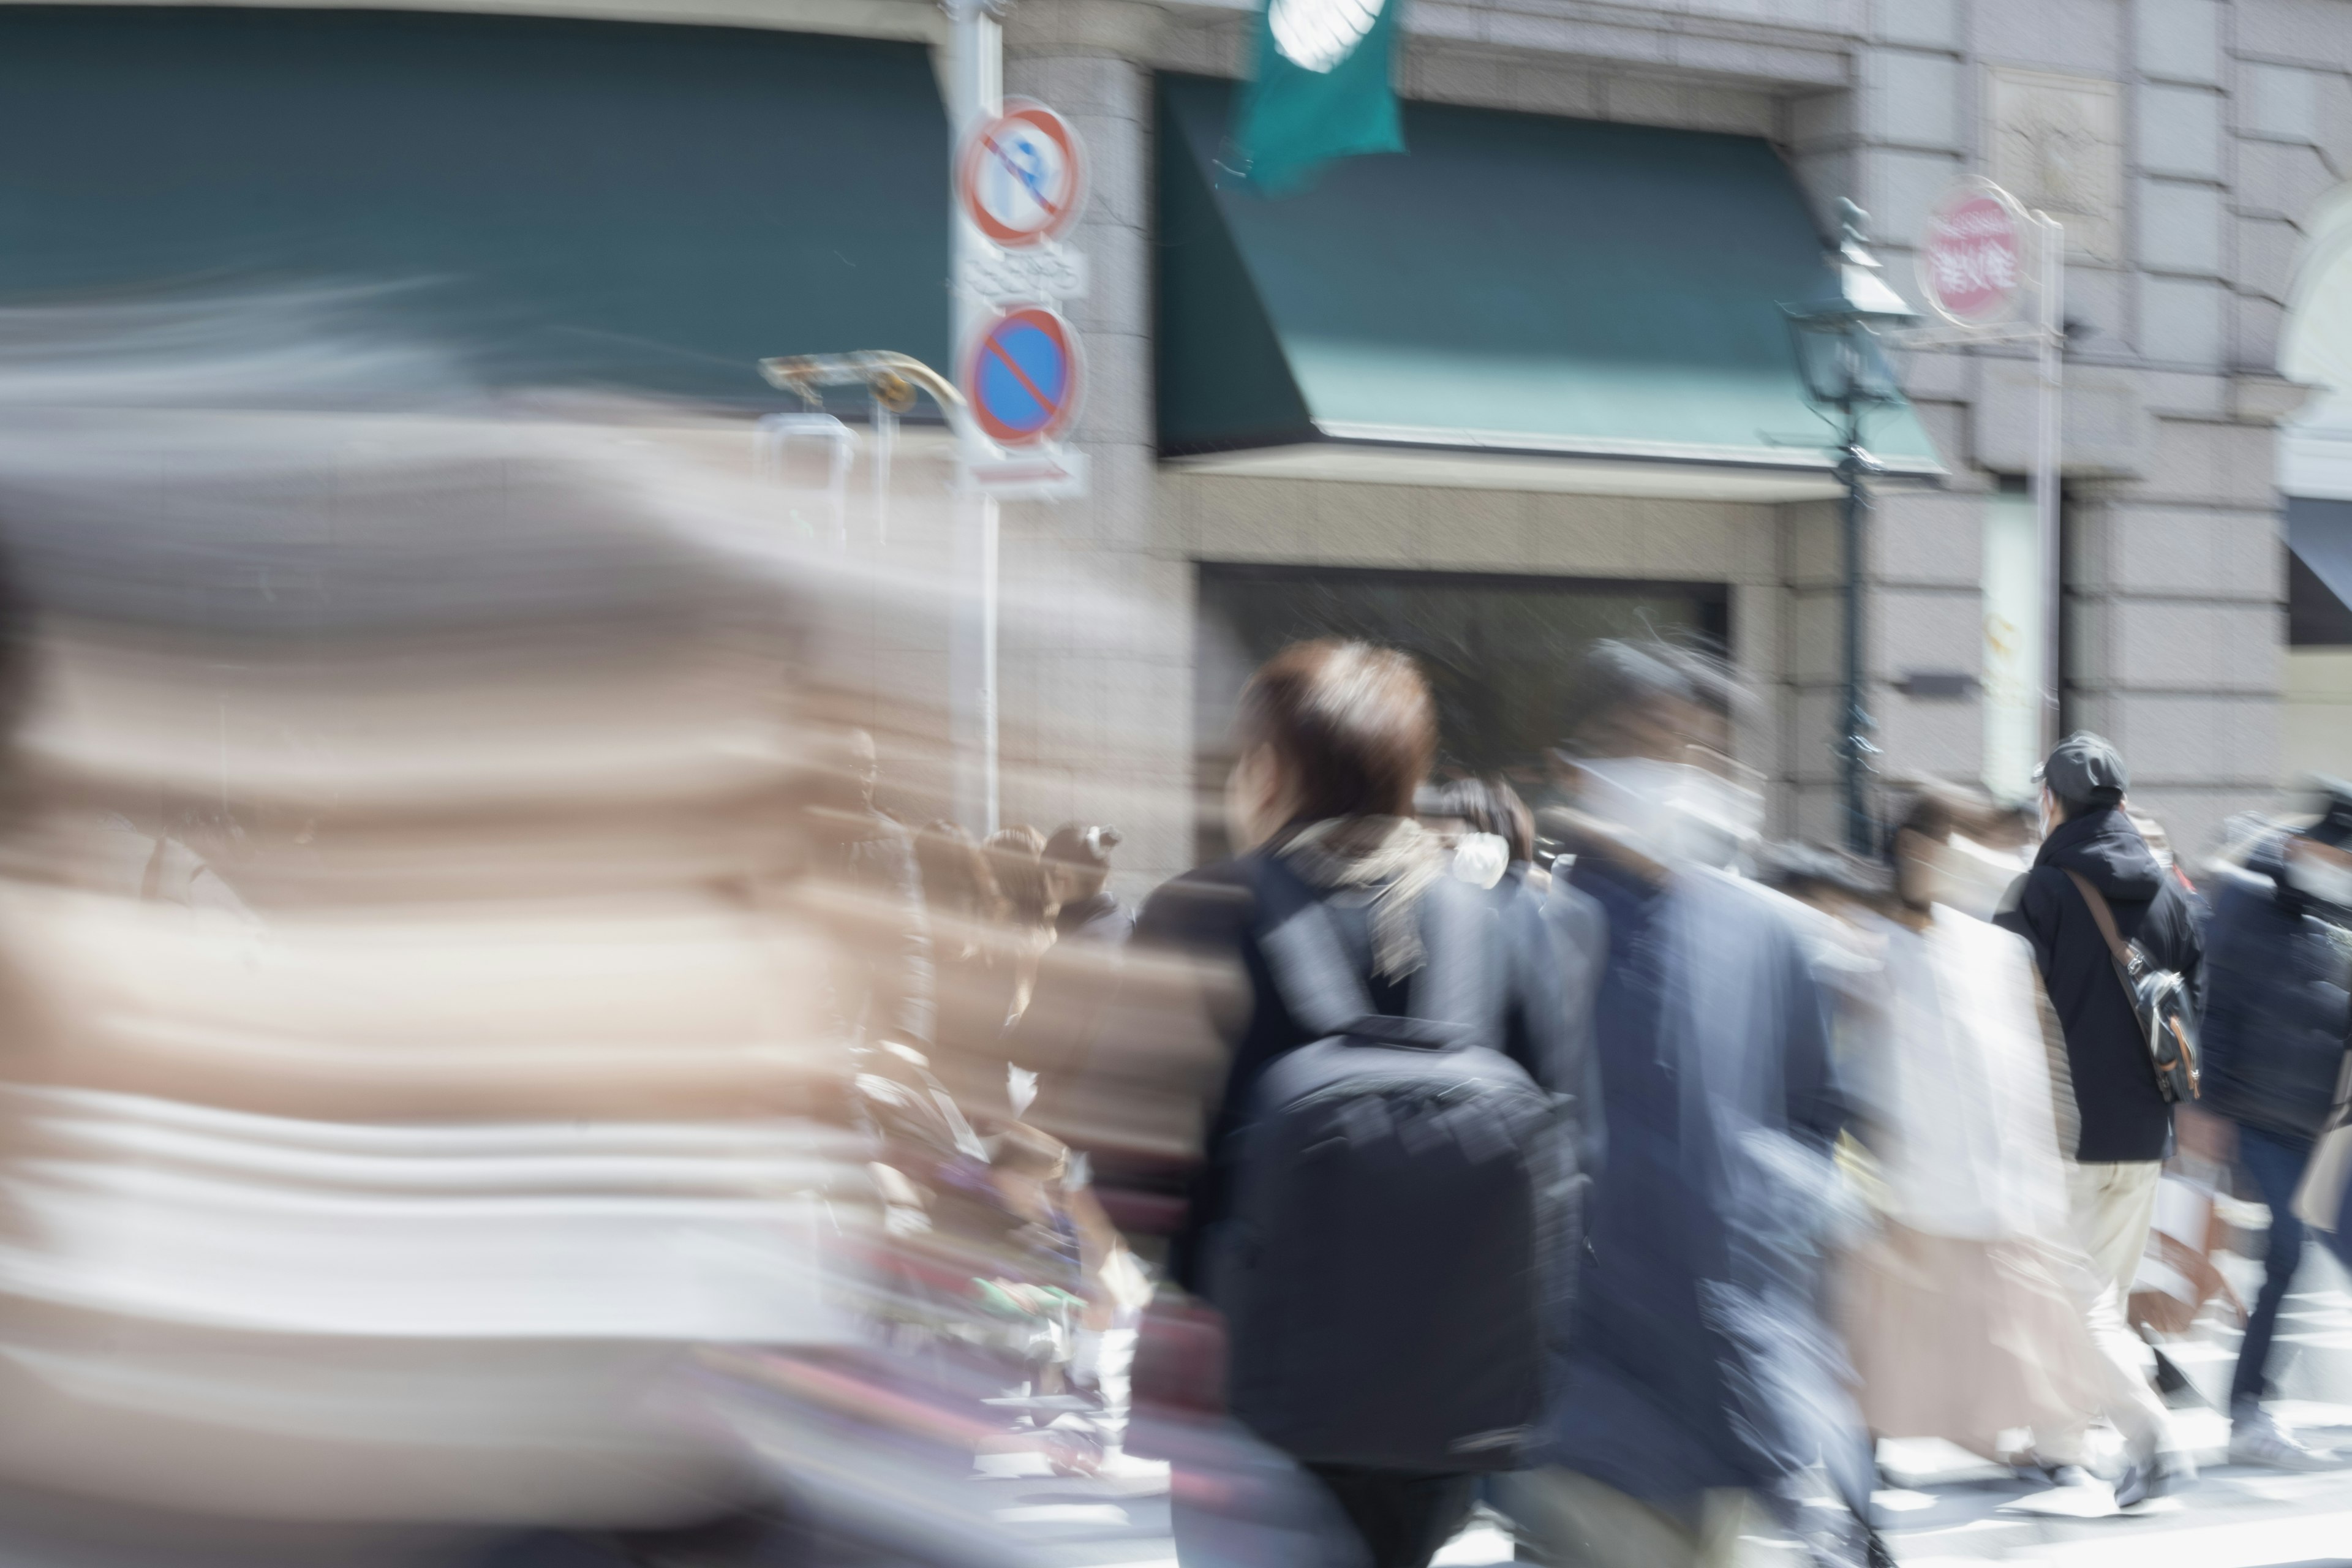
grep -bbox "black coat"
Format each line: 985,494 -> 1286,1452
1054,889 -> 1135,946
1996,805 -> 2205,1163
2201,837 -> 2351,1144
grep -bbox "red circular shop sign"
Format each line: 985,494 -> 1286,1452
1918,179 -> 2029,327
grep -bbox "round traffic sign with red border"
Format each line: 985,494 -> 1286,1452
1918,178 -> 2029,327
957,100 -> 1086,249
965,306 -> 1081,447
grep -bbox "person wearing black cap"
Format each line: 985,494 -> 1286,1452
1041,823 -> 1134,946
2192,779 -> 2352,1469
1996,730 -> 2206,1500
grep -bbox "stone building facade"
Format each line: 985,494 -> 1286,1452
10,0 -> 2348,892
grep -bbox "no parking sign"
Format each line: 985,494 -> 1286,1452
963,304 -> 1081,447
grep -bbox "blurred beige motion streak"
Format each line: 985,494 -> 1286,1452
0,293 -> 1186,1529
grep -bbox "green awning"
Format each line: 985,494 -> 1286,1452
1158,75 -> 1945,499
0,9 -> 949,404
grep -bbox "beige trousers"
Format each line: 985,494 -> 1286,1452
2066,1159 -> 2163,1295
2046,1158 -> 2171,1464
1493,1469 -> 1768,1568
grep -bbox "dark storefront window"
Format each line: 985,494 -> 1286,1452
0,9 -> 949,402
2290,497 -> 2352,647
1194,562 -> 1730,862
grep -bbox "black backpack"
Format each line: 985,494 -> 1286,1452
1205,864 -> 1571,1471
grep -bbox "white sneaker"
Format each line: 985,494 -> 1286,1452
2230,1408 -> 2341,1471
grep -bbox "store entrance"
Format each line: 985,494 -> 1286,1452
1193,562 -> 1730,864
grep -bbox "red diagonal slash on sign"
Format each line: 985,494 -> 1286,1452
981,131 -> 1065,219
984,334 -> 1055,415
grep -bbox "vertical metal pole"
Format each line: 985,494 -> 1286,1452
981,496 -> 1000,834
946,0 -> 1003,837
1839,436 -> 1871,854
2034,211 -> 2065,755
870,394 -> 895,549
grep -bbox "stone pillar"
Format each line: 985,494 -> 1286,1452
998,0 -> 1196,894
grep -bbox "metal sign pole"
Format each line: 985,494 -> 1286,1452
947,0 -> 1003,837
2034,211 -> 2065,758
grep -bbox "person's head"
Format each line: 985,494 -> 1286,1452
1041,823 -> 1121,905
1227,641 -> 1436,853
984,824 -> 1052,926
1555,639 -> 1758,867
1754,840 -> 1891,916
1559,639 -> 1736,766
1888,793 -> 1958,912
914,819 -> 1003,923
2285,777 -> 2352,910
804,725 -> 880,816
2035,730 -> 2127,831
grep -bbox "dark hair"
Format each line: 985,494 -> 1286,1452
984,824 -> 1052,925
1890,793 -> 1956,853
1755,840 -> 1891,903
914,819 -> 1004,921
1423,776 -> 1533,864
1236,641 -> 1435,824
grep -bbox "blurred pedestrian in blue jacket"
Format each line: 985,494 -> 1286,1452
1499,641 -> 1875,1568
2193,780 -> 2352,1470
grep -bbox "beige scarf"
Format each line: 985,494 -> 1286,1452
1277,816 -> 1445,980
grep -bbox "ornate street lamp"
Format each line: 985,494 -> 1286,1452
1785,200 -> 1920,854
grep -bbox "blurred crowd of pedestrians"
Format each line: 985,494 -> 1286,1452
757,630 -> 2352,1568
94,609 -> 2348,1568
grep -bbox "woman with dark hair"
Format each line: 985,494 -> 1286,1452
1419,776 -> 1560,1084
1133,640 -> 1577,1568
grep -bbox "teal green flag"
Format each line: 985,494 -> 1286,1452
1229,0 -> 1404,194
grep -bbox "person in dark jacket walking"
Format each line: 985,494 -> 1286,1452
1137,641 -> 1580,1568
2192,782 -> 2352,1469
1994,731 -> 2204,1500
1503,641 -> 1874,1568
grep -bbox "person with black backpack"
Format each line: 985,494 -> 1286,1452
1137,639 -> 1584,1568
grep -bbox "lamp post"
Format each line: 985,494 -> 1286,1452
1786,200 -> 1920,855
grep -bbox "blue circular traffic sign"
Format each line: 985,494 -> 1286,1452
965,306 -> 1080,447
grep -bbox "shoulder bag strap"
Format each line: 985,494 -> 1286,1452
2060,869 -> 2136,972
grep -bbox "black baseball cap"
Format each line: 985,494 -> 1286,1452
2302,775 -> 2352,849
2037,731 -> 2128,809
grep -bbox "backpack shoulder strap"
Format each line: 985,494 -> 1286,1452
1249,856 -> 1378,1038
1407,877 -> 1488,1038
2061,869 -> 2135,968
1249,854 -> 1472,1049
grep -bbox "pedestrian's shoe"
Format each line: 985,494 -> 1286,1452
2111,1450 -> 2198,1509
2230,1407 -> 2341,1471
